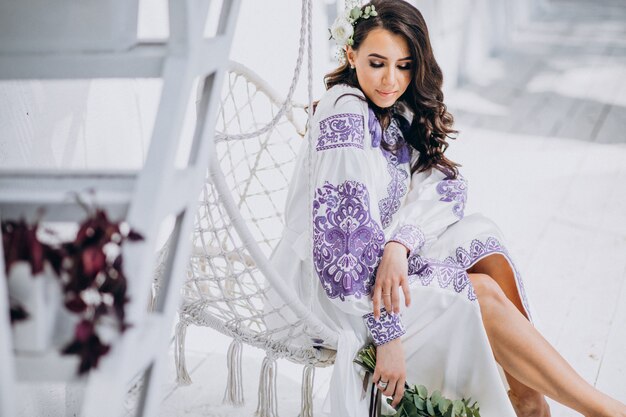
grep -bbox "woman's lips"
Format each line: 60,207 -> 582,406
377,90 -> 396,97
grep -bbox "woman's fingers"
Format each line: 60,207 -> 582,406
381,377 -> 397,397
391,377 -> 405,407
401,277 -> 411,307
382,284 -> 393,314
372,283 -> 382,320
391,284 -> 400,314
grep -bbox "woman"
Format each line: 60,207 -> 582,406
269,1 -> 626,416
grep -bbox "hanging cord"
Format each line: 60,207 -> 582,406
223,339 -> 244,406
216,0 -> 310,142
305,0 -> 316,313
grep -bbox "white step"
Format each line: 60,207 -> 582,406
0,37 -> 226,80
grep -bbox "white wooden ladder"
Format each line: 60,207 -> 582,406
0,1 -> 241,416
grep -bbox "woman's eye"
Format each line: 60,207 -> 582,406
369,62 -> 383,68
399,65 -> 411,70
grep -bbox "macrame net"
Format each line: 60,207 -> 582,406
176,60 -> 335,363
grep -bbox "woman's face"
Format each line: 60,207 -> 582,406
346,28 -> 413,108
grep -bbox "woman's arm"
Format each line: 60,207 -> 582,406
310,88 -> 409,408
373,167 -> 468,316
310,92 -> 406,344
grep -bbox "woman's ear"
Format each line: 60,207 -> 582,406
345,46 -> 356,67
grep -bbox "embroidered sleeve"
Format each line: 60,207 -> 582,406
436,176 -> 468,219
309,88 -> 405,345
388,224 -> 425,253
312,180 -> 385,301
388,168 -> 468,256
317,113 -> 365,151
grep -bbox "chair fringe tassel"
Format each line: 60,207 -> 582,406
299,364 -> 315,417
255,353 -> 278,417
174,320 -> 192,385
223,339 -> 244,406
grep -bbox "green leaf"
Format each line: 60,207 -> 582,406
417,385 -> 428,399
414,395 -> 425,410
350,6 -> 362,20
452,400 -> 464,416
426,399 -> 435,416
431,390 -> 441,406
403,399 -> 418,416
438,398 -> 452,414
371,10 -> 378,16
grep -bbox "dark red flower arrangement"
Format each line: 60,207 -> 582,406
2,209 -> 143,375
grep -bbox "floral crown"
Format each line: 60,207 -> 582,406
328,3 -> 377,63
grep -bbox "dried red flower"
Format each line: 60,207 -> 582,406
2,205 -> 143,376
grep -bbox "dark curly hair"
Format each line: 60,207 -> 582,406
323,0 -> 460,178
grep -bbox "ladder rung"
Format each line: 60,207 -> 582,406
0,36 -> 228,80
0,43 -> 167,80
0,170 -> 136,222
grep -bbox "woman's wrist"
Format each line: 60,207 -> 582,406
385,241 -> 409,256
377,336 -> 402,350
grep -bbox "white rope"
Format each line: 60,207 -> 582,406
299,364 -> 315,417
215,0 -> 310,142
223,339 -> 244,406
255,353 -> 278,417
305,0 -> 316,313
174,320 -> 192,385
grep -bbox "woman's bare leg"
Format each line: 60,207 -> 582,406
468,255 -> 550,417
468,272 -> 626,417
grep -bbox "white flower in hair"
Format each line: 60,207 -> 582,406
330,15 -> 354,46
327,4 -> 377,48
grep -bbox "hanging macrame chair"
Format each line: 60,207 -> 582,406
152,1 -> 345,416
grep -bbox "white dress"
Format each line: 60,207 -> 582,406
269,83 -> 536,417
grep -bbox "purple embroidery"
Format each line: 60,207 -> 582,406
407,253 -> 476,301
372,113 -> 412,228
317,113 -> 364,151
312,180 -> 385,301
389,224 -> 425,253
362,308 -> 405,346
368,107 -> 382,148
436,175 -> 468,218
454,237 -> 532,321
379,160 -> 409,228
407,236 -> 532,321
382,120 -> 411,164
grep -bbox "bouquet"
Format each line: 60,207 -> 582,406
354,344 -> 481,417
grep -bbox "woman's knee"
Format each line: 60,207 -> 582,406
469,273 -> 508,307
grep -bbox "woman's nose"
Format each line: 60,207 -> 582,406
382,66 -> 396,85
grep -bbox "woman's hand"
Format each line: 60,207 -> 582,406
372,241 -> 411,320
373,338 -> 406,408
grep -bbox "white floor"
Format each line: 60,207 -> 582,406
15,0 -> 626,416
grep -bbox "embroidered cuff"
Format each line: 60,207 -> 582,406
362,308 -> 406,346
388,224 -> 425,254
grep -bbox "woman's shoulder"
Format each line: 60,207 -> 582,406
316,83 -> 367,118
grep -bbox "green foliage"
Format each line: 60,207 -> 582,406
354,345 -> 481,417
